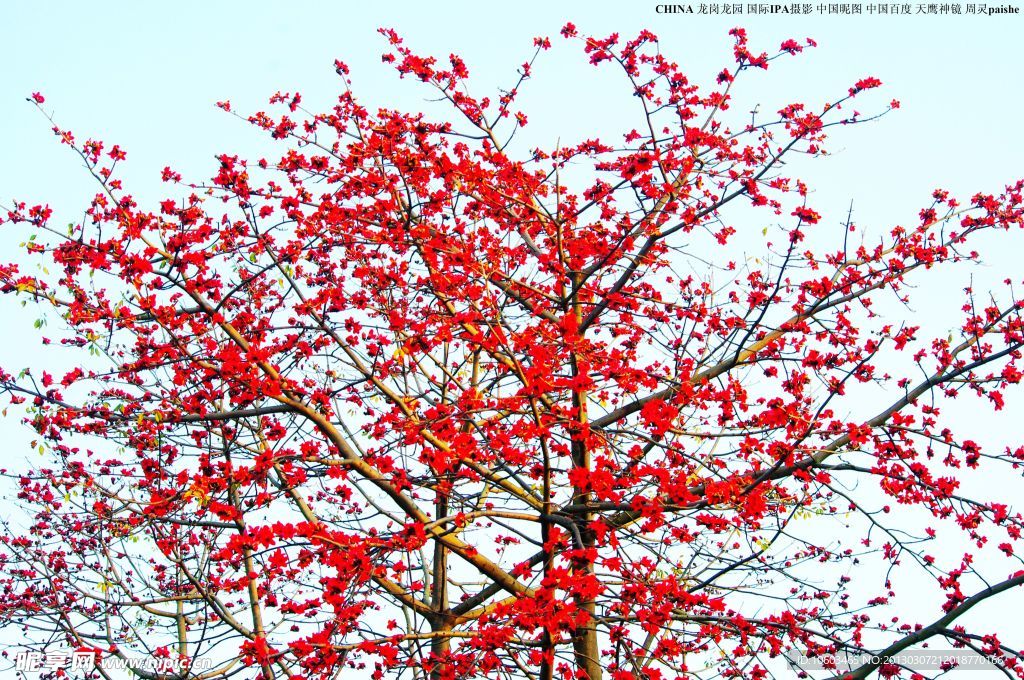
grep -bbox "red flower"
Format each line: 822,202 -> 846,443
849,76 -> 882,95
792,206 -> 821,224
780,39 -> 803,54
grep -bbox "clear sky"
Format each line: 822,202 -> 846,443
4,1 -> 1022,213
2,0 -> 1023,672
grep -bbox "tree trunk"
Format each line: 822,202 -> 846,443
572,580 -> 602,679
430,493 -> 450,680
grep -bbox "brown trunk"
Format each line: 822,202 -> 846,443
570,498 -> 601,680
429,622 -> 452,680
569,282 -> 602,680
430,492 -> 450,680
572,593 -> 602,679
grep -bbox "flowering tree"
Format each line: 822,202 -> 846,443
2,24 -> 1024,680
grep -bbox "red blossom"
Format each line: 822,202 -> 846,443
792,205 -> 821,224
850,76 -> 883,95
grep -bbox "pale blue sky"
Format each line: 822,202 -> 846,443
4,1 -> 1022,217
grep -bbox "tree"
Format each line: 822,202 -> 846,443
1,23 -> 1023,680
